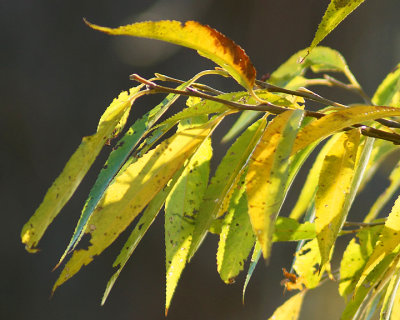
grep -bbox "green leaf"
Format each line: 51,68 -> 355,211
85,20 -> 256,90
316,130 -> 361,268
101,168 -> 182,305
380,269 -> 400,320
217,174 -> 255,284
372,63 -> 400,106
269,47 -> 349,88
267,291 -> 306,320
165,138 -> 212,315
21,86 -> 142,252
246,110 -> 304,259
290,133 -> 341,220
242,241 -> 261,303
293,238 -> 324,289
58,80 -> 198,266
52,118 -> 219,292
188,116 -> 268,261
308,0 -> 366,54
273,217 -> 316,242
355,195 -> 400,295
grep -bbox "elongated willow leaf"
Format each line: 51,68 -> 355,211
338,224 -> 384,298
290,134 -> 341,220
267,291 -> 306,320
58,75 -> 208,266
315,129 -> 361,268
380,269 -> 400,320
372,63 -> 400,106
389,274 -> 400,320
165,138 -> 212,315
217,174 -> 255,284
308,0 -> 366,55
242,241 -> 261,303
101,168 -> 182,305
293,238 -> 323,289
246,110 -> 304,259
292,105 -> 400,155
365,162 -> 400,223
21,86 -> 142,252
342,254 -> 400,320
269,46 -> 349,88
187,116 -> 268,260
355,195 -> 400,296
85,20 -> 256,90
53,118 -> 220,292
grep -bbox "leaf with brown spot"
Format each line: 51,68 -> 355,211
85,19 -> 256,90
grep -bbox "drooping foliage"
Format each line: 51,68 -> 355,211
22,2 -> 400,319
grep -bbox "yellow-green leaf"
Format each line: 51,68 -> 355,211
165,138 -> 212,314
315,129 -> 360,268
293,238 -> 324,289
292,105 -> 400,155
21,86 -> 142,252
267,291 -> 306,320
246,110 -> 304,259
85,20 -> 256,90
372,63 -> 400,106
355,195 -> 400,295
380,268 -> 400,320
290,133 -> 341,220
52,118 -> 219,292
308,0 -> 366,54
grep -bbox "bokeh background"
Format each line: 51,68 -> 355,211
2,1 -> 400,319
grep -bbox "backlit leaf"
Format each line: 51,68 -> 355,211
267,291 -> 306,320
101,169 -> 182,305
52,118 -> 220,292
188,116 -> 268,260
21,86 -> 142,252
380,268 -> 400,320
246,110 -> 304,259
292,105 -> 400,155
86,20 -> 256,90
217,174 -> 255,284
372,63 -> 400,106
308,0 -> 366,54
355,195 -> 400,295
315,130 -> 360,268
165,138 -> 212,314
242,241 -> 261,303
272,217 -> 316,242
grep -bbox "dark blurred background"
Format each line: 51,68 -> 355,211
2,1 -> 400,319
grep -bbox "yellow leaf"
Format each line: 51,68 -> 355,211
21,87 -> 142,252
308,0 -> 366,54
315,130 -> 360,268
52,119 -> 218,292
85,19 -> 256,90
292,105 -> 400,155
267,291 -> 306,320
246,110 -> 304,259
355,195 -> 400,295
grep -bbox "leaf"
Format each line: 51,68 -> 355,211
242,241 -> 261,303
339,224 -> 384,298
292,105 -> 400,155
52,118 -> 220,292
290,133 -> 341,220
355,195 -> 400,295
372,63 -> 400,106
101,168 -> 182,305
187,116 -> 268,261
21,86 -> 142,252
272,217 -> 316,242
308,0 -> 366,54
269,46 -> 349,88
365,162 -> 400,223
380,269 -> 400,320
85,20 -> 256,90
246,110 -> 304,259
315,129 -> 361,268
389,272 -> 400,320
58,81 -> 198,266
217,174 -> 255,284
267,291 -> 306,320
165,138 -> 212,315
293,238 -> 324,289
